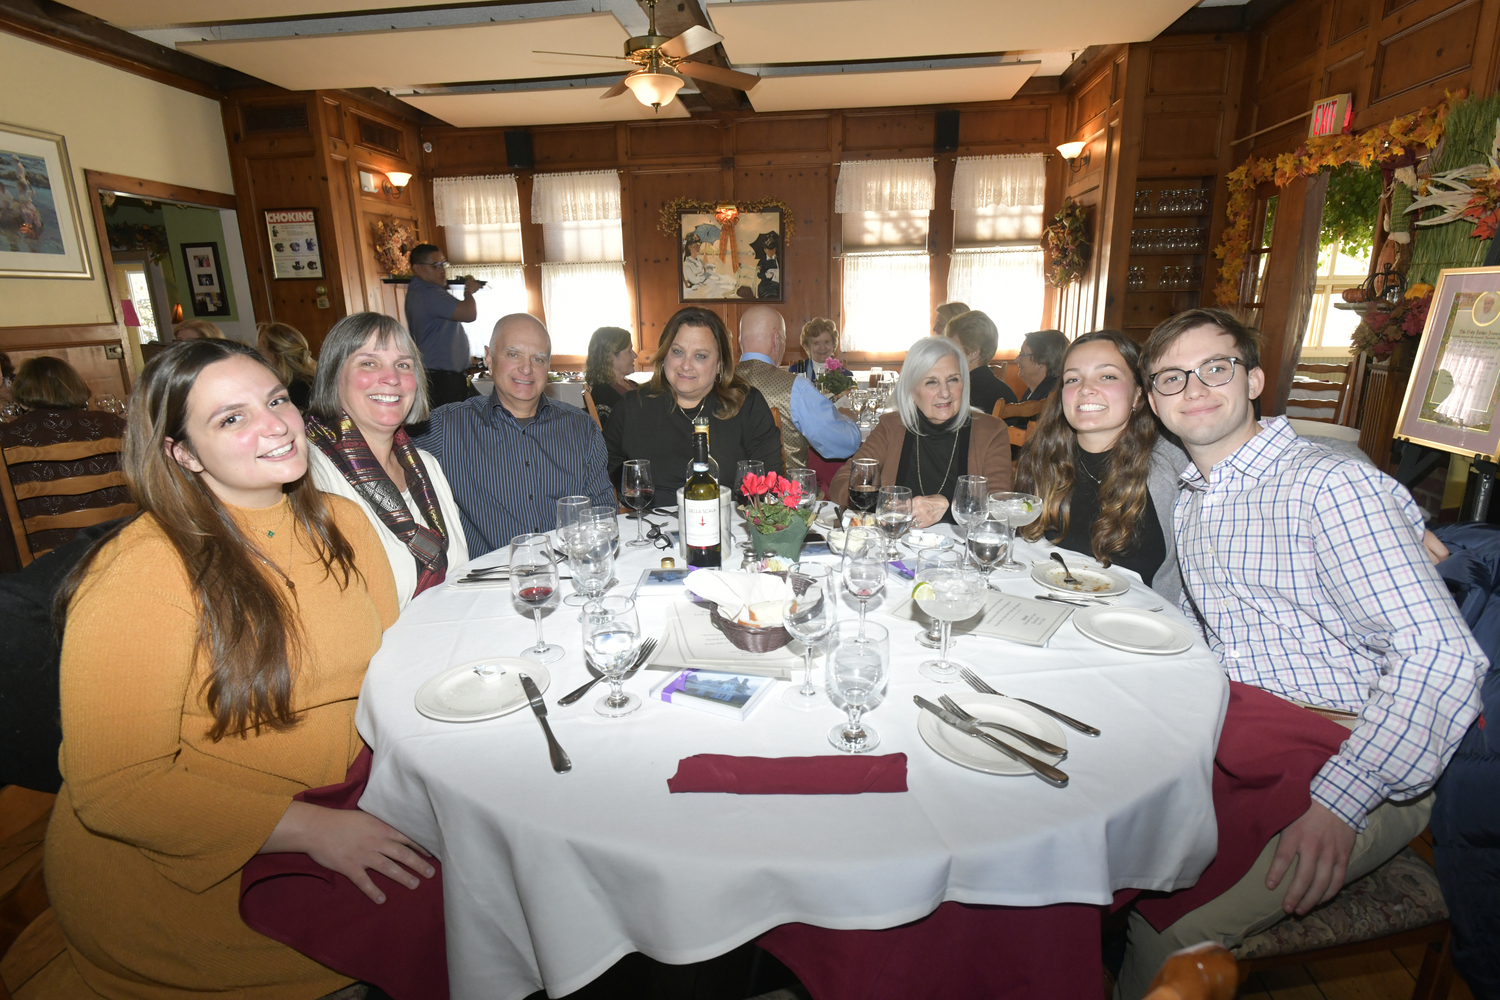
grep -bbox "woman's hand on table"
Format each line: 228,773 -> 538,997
262,801 -> 435,904
912,495 -> 949,529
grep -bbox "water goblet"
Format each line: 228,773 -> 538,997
841,527 -> 887,638
585,506 -> 621,557
914,563 -> 987,683
966,513 -> 1008,579
875,485 -> 915,557
556,495 -> 591,605
622,460 -> 655,548
568,524 -> 616,623
511,533 -> 563,663
988,491 -> 1042,573
826,621 -> 890,754
585,596 -> 642,718
781,563 -> 836,711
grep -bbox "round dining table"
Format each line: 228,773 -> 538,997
355,515 -> 1229,1000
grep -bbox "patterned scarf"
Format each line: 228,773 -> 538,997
305,412 -> 448,596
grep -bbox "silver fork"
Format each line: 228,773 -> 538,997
557,638 -> 658,707
958,667 -> 1101,737
1050,551 -> 1081,586
939,695 -> 1067,758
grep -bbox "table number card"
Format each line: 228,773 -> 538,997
968,594 -> 1073,647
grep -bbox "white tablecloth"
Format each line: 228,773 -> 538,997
356,521 -> 1229,1000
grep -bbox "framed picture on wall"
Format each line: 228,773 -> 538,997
1395,265 -> 1500,461
264,209 -> 324,278
678,209 -> 783,303
180,242 -> 231,318
0,121 -> 93,279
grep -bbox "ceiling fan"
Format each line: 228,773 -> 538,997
533,0 -> 760,111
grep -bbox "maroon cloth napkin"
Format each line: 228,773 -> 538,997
667,753 -> 908,793
239,746 -> 449,1000
1134,680 -> 1350,930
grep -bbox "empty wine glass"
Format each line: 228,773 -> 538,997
782,563 -> 836,711
585,596 -> 642,717
511,533 -> 563,663
788,467 -> 819,513
966,513 -> 1009,579
556,495 -> 591,606
841,527 -> 886,638
914,562 -> 987,683
826,621 -> 889,754
875,485 -> 914,558
585,506 -> 620,557
622,460 -> 655,548
951,475 -> 989,546
988,491 -> 1042,573
734,460 -> 764,504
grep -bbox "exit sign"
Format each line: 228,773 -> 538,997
1309,94 -> 1354,137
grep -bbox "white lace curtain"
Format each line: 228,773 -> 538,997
432,174 -> 520,226
458,264 -> 530,356
834,159 -> 936,213
841,252 -> 931,353
951,154 -> 1046,210
531,170 -> 622,224
540,262 -> 632,356
947,248 -> 1045,353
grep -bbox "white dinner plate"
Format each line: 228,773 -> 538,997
414,657 -> 550,723
1030,559 -> 1131,597
916,693 -> 1068,776
1071,607 -> 1195,655
901,531 -> 953,554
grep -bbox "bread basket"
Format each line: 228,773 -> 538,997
704,571 -> 798,653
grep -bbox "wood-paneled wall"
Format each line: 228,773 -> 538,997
419,98 -> 1070,364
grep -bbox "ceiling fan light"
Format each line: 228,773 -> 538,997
623,67 -> 685,110
1056,142 -> 1087,162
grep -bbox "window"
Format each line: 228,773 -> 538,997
432,174 -> 527,354
836,158 -> 935,352
533,170 -> 630,356
123,266 -> 159,343
1302,238 -> 1371,353
947,154 -> 1046,351
457,264 -> 530,358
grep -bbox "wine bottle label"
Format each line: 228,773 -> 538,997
683,497 -> 720,547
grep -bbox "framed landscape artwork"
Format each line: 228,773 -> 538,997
0,121 -> 92,279
180,242 -> 231,318
678,209 -> 783,303
1395,265 -> 1500,461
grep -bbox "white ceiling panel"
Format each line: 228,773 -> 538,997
178,13 -> 631,91
402,90 -> 692,128
747,62 -> 1037,112
707,0 -> 1200,63
65,0 -> 461,28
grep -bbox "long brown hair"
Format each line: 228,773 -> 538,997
648,306 -> 749,420
1015,330 -> 1158,568
57,339 -> 359,741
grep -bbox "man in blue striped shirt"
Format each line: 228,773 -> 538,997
413,314 -> 615,556
1116,308 -> 1485,999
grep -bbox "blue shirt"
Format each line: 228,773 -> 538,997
740,352 -> 862,460
404,275 -> 471,372
412,392 -> 615,556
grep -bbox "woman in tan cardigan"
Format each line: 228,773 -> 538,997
44,339 -> 431,999
831,336 -> 1011,528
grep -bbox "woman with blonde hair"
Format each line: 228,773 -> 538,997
257,321 -> 318,410
46,338 -> 432,998
789,317 -> 841,382
173,319 -> 225,341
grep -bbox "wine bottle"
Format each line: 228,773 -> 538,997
683,419 -> 721,568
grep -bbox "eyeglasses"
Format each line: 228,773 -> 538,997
1149,357 -> 1244,396
642,518 -> 673,551
1016,352 -> 1034,361
416,259 -> 448,269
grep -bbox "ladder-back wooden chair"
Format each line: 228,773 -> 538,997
1288,360 -> 1355,425
580,387 -> 602,429
0,438 -> 136,568
992,396 -> 1051,449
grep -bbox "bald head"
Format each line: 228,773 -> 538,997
486,313 -> 551,418
739,306 -> 786,364
491,313 -> 550,356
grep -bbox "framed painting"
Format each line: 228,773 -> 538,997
1395,266 -> 1500,461
180,242 -> 231,318
678,209 -> 783,303
0,121 -> 92,279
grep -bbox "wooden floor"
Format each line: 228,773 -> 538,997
1238,946 -> 1477,1000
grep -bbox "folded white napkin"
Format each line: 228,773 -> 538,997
684,570 -> 793,625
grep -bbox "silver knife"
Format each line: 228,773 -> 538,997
519,673 -> 571,773
914,696 -> 1068,787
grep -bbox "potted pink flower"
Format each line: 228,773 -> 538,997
814,357 -> 856,397
738,471 -> 815,559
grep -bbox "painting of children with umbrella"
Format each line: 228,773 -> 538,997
678,207 -> 783,303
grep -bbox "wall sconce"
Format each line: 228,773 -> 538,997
383,171 -> 413,197
1057,141 -> 1090,172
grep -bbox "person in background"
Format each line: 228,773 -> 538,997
256,321 -> 318,410
1,350 -> 15,410
404,243 -> 482,408
604,306 -> 783,497
1115,308 -> 1486,998
414,313 -> 614,555
933,300 -> 969,336
173,319 -> 225,341
585,326 -> 637,424
1014,331 -> 1184,601
830,336 -> 1011,528
1009,328 -> 1069,430
945,309 -> 1017,416
788,317 -> 842,383
735,305 -> 861,474
45,338 -> 430,999
305,312 -> 468,608
0,356 -> 130,558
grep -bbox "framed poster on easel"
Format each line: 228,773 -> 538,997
1394,265 -> 1500,462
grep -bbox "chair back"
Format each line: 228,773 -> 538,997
992,395 -> 1051,448
0,437 -> 136,567
769,406 -> 783,431
580,387 -> 602,429
1288,360 -> 1357,425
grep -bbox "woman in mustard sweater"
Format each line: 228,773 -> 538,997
44,339 -> 432,999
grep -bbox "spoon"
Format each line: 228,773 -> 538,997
1050,551 -> 1081,586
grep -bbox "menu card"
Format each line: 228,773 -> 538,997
649,603 -> 802,679
968,593 -> 1073,647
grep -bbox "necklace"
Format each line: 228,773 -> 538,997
673,397 -> 710,424
917,427 -> 962,497
264,504 -> 289,538
254,521 -> 297,592
1075,448 -> 1109,486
